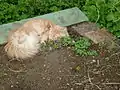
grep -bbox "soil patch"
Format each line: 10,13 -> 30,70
0,22 -> 120,90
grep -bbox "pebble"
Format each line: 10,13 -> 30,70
59,70 -> 62,73
10,85 -> 13,88
4,73 -> 7,76
66,83 -> 70,86
43,64 -> 46,67
47,82 -> 50,86
16,82 -> 19,84
92,59 -> 96,62
43,77 -> 45,79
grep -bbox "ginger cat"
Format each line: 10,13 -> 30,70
4,18 -> 69,59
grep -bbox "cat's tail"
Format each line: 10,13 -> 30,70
4,31 -> 40,60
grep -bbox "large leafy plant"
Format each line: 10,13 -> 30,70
83,0 -> 120,38
0,0 -> 120,38
0,0 -> 86,24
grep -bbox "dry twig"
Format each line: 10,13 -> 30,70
87,69 -> 102,90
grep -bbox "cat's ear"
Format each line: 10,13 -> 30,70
46,20 -> 55,29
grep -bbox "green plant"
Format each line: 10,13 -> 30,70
73,37 -> 98,56
83,0 -> 120,38
0,0 -> 119,38
41,36 -> 98,56
0,0 -> 86,24
60,36 -> 74,46
62,37 -> 98,56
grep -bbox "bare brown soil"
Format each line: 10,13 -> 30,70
0,22 -> 120,90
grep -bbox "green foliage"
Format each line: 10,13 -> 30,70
40,36 -> 98,56
61,37 -> 98,56
0,0 -> 85,24
83,0 -> 120,38
60,36 -> 74,46
0,0 -> 120,38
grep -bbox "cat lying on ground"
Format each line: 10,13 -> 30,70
4,18 -> 69,60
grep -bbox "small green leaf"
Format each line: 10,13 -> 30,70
106,12 -> 115,21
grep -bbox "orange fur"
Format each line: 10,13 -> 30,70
4,18 -> 69,59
